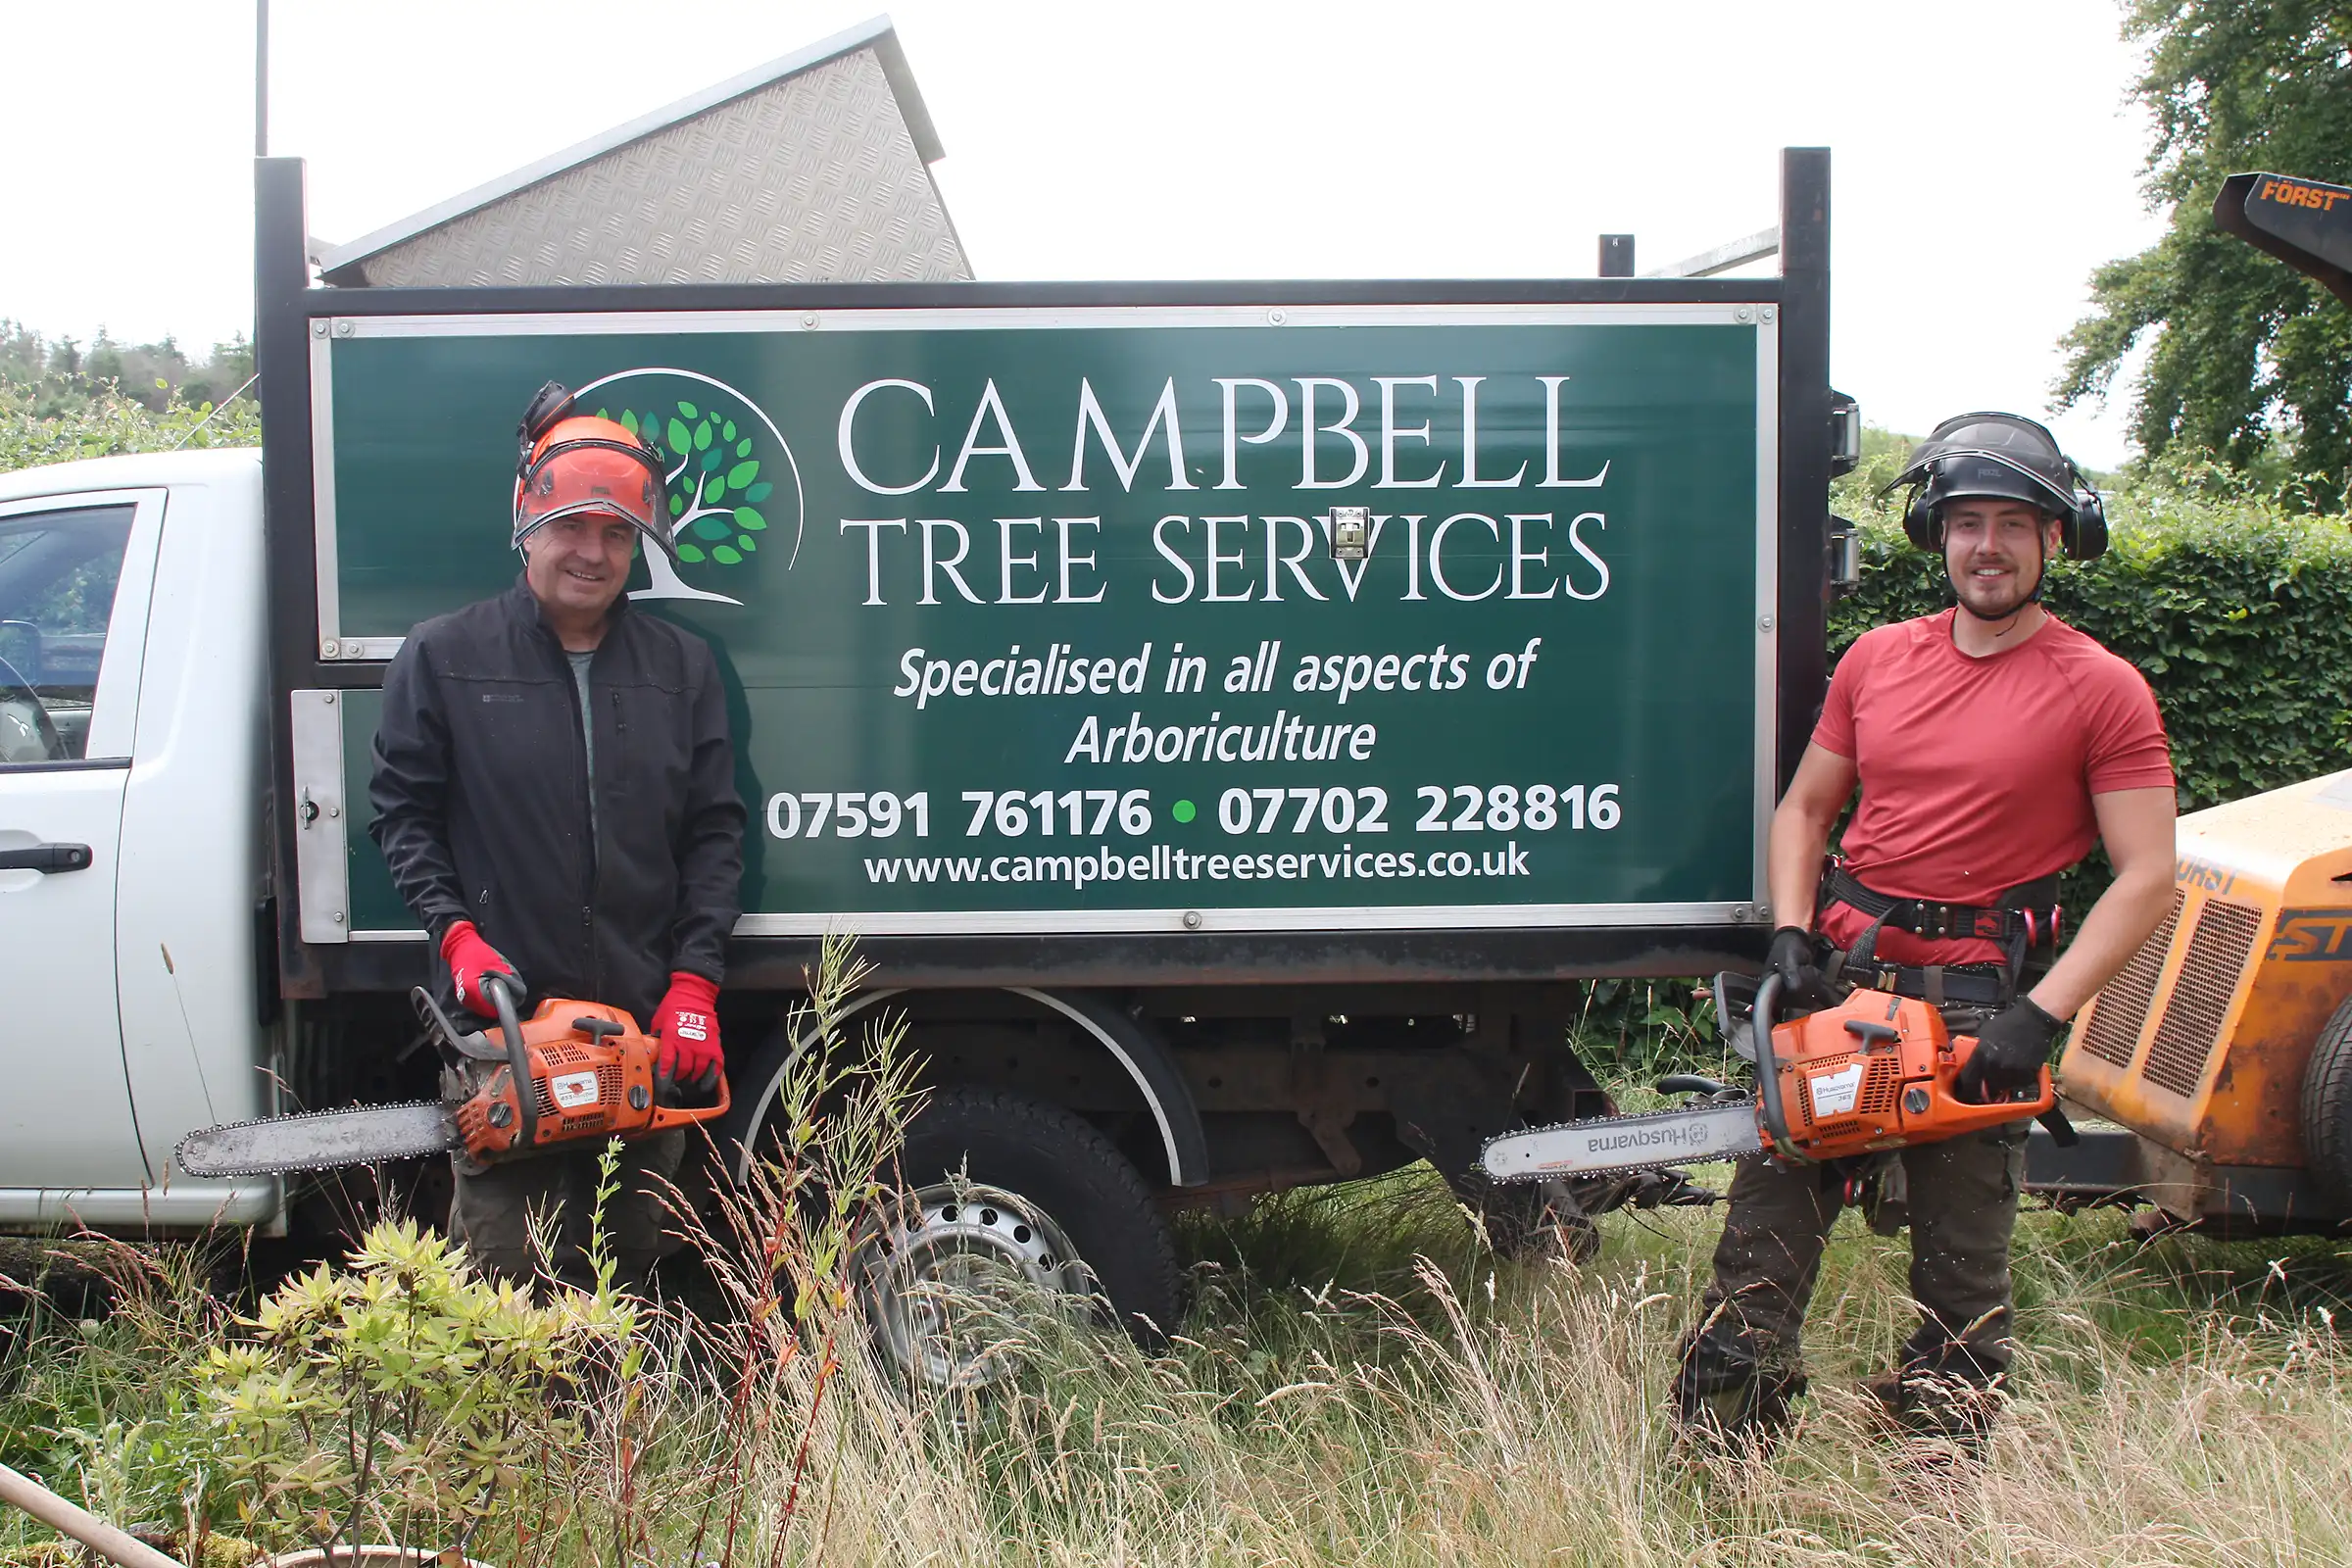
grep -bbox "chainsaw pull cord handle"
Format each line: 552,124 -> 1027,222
482,971 -> 536,1151
1750,971 -> 1806,1159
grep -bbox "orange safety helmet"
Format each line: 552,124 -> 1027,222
510,381 -> 678,564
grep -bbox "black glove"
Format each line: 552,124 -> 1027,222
1765,925 -> 1831,1009
1954,997 -> 2064,1103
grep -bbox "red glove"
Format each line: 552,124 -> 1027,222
652,971 -> 722,1094
439,920 -> 522,1018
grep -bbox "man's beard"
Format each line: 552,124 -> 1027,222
1949,554 -> 2042,623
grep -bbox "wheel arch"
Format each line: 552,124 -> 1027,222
719,985 -> 1208,1189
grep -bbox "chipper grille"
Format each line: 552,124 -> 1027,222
2142,899 -> 2264,1097
2080,888 -> 2183,1068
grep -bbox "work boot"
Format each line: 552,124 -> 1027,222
1857,1367 -> 2002,1459
1672,1331 -> 1806,1456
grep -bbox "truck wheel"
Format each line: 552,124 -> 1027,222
853,1085 -> 1179,1391
2299,994 -> 2352,1214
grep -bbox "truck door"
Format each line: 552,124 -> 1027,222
0,490 -> 165,1200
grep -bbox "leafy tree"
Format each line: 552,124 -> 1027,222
0,318 -> 257,416
591,398 -> 774,603
2053,1 -> 2352,507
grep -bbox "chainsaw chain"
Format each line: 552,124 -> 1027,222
174,1102 -> 454,1178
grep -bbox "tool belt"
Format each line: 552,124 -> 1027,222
1822,864 -> 2062,949
1817,862 -> 2063,1009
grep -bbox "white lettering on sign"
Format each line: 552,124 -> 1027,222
550,1071 -> 601,1109
1808,1060 -> 1867,1118
828,373 -> 1651,605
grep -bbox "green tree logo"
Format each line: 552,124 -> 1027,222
573,368 -> 806,606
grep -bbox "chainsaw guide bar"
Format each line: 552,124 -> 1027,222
1478,1102 -> 1763,1184
175,1102 -> 458,1178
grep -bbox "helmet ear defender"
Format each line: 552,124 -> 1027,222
1902,485 -> 1940,551
2064,466 -> 2107,561
516,380 -> 578,480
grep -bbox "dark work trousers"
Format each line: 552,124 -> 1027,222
448,1130 -> 686,1296
1679,1120 -> 2030,1421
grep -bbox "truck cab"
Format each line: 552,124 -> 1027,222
0,449 -> 279,1230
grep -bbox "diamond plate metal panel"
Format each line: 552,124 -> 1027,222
358,49 -> 968,287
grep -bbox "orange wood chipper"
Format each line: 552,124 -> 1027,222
2029,769 -> 2352,1233
2021,170 -> 2352,1235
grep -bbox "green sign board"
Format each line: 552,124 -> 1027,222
317,304 -> 1775,936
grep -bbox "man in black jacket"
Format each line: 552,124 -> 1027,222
369,387 -> 745,1293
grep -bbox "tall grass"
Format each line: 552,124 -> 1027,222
7,941 -> 2350,1568
8,1180 -> 2348,1566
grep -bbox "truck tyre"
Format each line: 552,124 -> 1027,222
854,1084 -> 1179,1391
2300,994 -> 2352,1214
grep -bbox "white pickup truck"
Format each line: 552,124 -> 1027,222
1,449 -> 277,1230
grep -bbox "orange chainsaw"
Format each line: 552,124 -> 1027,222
1479,973 -> 2055,1183
177,974 -> 729,1178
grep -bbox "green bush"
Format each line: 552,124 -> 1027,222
0,376 -> 260,472
203,1213 -> 637,1559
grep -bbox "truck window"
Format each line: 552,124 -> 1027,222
0,504 -> 136,764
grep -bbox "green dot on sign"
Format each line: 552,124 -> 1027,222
1171,799 -> 1197,823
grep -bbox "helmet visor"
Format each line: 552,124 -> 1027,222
1880,412 -> 2079,518
513,437 -> 679,565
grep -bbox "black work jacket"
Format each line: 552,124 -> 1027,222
368,578 -> 745,1026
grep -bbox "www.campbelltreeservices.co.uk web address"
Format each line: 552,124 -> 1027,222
863,842 -> 1533,890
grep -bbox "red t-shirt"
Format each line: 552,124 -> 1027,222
1812,609 -> 2174,965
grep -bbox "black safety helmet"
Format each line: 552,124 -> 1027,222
1882,412 -> 2108,561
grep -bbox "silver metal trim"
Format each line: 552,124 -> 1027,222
310,329 -> 341,652
321,637 -> 405,662
335,301 -> 1774,340
1008,987 -> 1190,1185
317,18 -> 938,274
289,690 -> 350,944
729,902 -> 1762,937
368,901 -> 1765,940
728,987 -> 906,1186
1644,225 -> 1782,279
0,1180 -> 280,1229
1753,318 -> 1780,910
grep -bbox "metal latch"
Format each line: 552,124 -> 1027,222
1828,514 -> 1862,597
1328,506 -> 1369,562
1829,389 -> 1861,476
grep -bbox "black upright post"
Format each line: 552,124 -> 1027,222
1597,234 -> 1635,277
255,156 -> 325,997
1776,147 -> 1832,796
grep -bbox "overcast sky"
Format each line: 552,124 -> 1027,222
3,1 -> 2165,466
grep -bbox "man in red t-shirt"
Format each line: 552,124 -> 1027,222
1675,413 -> 2177,1447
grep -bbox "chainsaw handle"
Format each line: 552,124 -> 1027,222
482,971 -> 536,1151
1940,1031 -> 2059,1120
1751,972 -> 1805,1159
647,1071 -> 731,1133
